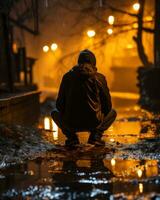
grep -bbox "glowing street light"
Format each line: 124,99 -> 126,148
51,43 -> 58,51
107,28 -> 113,35
133,3 -> 140,11
108,15 -> 115,25
43,45 -> 49,52
87,30 -> 96,38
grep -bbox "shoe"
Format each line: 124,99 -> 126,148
88,133 -> 105,146
65,138 -> 79,147
88,138 -> 105,146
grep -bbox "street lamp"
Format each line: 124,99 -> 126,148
107,28 -> 113,35
51,43 -> 58,51
133,3 -> 140,11
87,30 -> 96,38
108,15 -> 115,25
43,45 -> 49,52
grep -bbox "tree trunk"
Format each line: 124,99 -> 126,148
133,0 -> 151,67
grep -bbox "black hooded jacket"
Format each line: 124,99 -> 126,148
56,63 -> 112,131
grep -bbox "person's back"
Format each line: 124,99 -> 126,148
51,49 -> 117,146
59,64 -> 104,130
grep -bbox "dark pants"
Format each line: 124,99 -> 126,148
51,109 -> 117,140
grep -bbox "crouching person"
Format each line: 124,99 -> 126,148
51,49 -> 117,147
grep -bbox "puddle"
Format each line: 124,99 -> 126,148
0,155 -> 160,199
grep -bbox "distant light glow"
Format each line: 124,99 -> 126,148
107,28 -> 113,35
108,15 -> 115,25
43,45 -> 49,52
111,92 -> 139,100
111,158 -> 116,166
126,44 -> 134,49
133,3 -> 140,11
44,117 -> 50,130
132,23 -> 138,28
137,169 -> 143,178
12,43 -> 18,53
87,30 -> 96,38
145,16 -> 153,21
51,43 -> 58,51
110,138 -> 115,142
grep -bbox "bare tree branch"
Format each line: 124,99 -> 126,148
104,2 -> 137,17
142,27 -> 154,33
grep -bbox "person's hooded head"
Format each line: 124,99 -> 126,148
78,49 -> 97,71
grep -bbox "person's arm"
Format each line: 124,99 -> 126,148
98,74 -> 112,115
56,76 -> 66,113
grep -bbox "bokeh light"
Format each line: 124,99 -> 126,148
133,3 -> 140,11
51,43 -> 58,51
43,45 -> 49,52
87,30 -> 96,38
108,15 -> 115,25
107,28 -> 113,35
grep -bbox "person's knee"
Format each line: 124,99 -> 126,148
111,109 -> 117,119
51,108 -> 62,128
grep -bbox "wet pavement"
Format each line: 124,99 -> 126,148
0,95 -> 160,199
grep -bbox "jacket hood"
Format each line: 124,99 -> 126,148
78,49 -> 96,67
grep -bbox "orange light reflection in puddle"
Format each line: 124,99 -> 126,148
139,183 -> 143,193
43,116 -> 59,142
103,119 -> 156,144
76,160 -> 91,168
103,159 -> 158,179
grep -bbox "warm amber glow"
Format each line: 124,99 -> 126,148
51,120 -> 58,140
87,30 -> 96,38
12,43 -> 18,53
108,15 -> 115,25
51,43 -> 58,51
132,23 -> 138,28
110,138 -> 115,142
145,16 -> 153,22
111,92 -> 139,100
44,117 -> 50,130
111,158 -> 116,166
133,3 -> 140,11
137,169 -> 143,178
43,45 -> 49,52
139,183 -> 143,193
107,28 -> 113,35
126,44 -> 134,49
